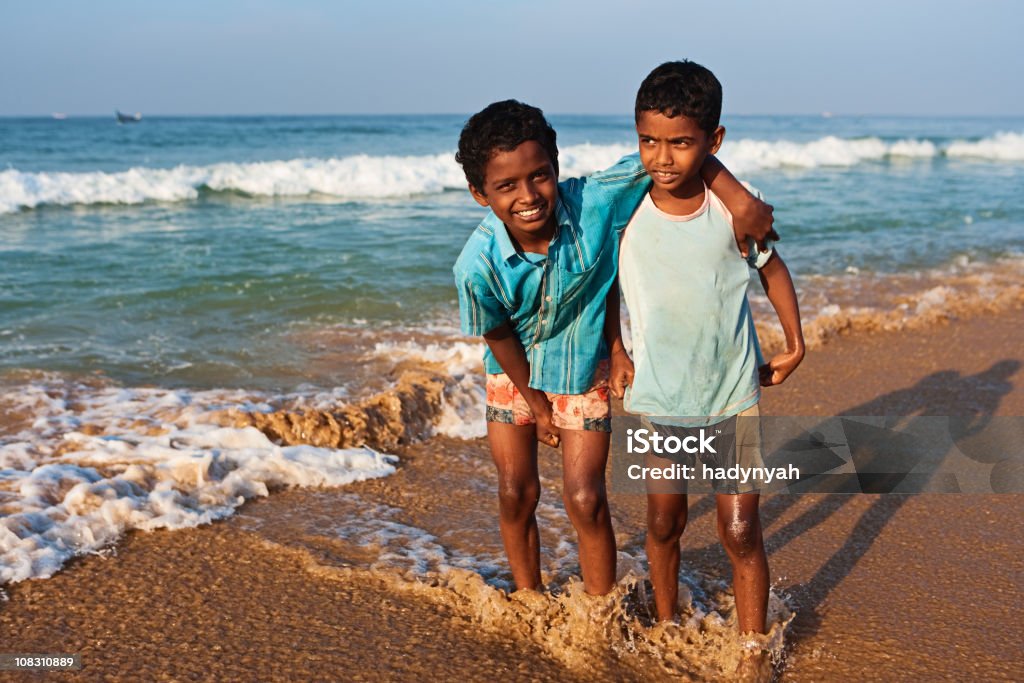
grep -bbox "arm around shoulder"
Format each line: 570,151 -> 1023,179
700,155 -> 779,252
586,152 -> 651,233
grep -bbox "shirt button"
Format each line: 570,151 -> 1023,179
541,318 -> 547,324
533,343 -> 540,349
545,296 -> 552,302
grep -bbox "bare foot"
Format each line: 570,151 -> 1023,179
735,648 -> 773,683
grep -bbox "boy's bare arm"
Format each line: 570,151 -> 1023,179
757,252 -> 805,386
482,323 -> 561,447
604,281 -> 634,399
700,155 -> 778,253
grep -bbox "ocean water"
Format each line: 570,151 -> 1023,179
1,113 -> 1023,608
2,114 -> 1023,390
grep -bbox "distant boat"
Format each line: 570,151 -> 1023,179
115,110 -> 142,123
52,112 -> 68,120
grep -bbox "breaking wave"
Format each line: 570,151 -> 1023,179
2,132 -> 1021,213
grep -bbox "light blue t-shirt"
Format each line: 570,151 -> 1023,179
619,186 -> 774,426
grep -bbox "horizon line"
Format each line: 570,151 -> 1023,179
3,111 -> 1023,119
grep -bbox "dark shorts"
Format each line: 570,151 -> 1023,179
643,404 -> 765,494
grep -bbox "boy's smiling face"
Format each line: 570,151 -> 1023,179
637,110 -> 724,204
469,140 -> 558,251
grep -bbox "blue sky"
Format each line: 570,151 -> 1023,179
1,0 -> 1020,116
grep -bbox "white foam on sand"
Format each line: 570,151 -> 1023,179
284,491 -> 793,678
0,379 -> 397,585
329,495 -> 509,585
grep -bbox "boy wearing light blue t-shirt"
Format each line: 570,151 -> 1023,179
615,61 -> 805,677
452,100 -> 778,598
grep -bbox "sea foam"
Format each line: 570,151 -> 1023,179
945,131 -> 1024,161
0,381 -> 397,585
2,132 -> 1021,213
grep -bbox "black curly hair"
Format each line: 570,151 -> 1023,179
456,100 -> 558,193
635,60 -> 722,135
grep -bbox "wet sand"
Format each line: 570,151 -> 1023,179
755,308 -> 1024,681
1,308 -> 1022,681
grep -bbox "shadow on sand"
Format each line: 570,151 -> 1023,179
673,359 -> 1019,647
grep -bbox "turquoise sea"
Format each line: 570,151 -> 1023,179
2,114 -> 1023,391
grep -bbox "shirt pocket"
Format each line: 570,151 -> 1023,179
558,243 -> 612,304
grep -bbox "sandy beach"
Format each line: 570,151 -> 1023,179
2,2 -> 1023,680
2,306 -> 1022,682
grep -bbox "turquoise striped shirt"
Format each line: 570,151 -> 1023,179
453,154 -> 650,394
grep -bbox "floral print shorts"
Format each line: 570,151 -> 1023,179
485,359 -> 611,432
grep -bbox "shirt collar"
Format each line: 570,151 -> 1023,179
482,195 -> 571,262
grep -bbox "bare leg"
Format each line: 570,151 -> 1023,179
645,492 -> 688,621
715,493 -> 769,633
560,429 -> 616,594
488,422 -> 542,591
716,493 -> 771,681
